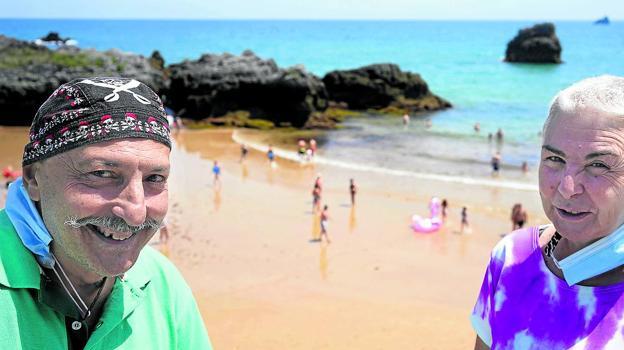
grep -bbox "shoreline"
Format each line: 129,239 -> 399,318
162,128 -> 549,349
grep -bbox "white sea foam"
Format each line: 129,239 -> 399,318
232,130 -> 538,192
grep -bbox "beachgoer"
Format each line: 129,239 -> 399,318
472,75 -> 624,350
495,128 -> 504,142
309,138 -> 317,157
314,174 -> 323,193
240,144 -> 249,162
487,133 -> 493,142
267,145 -> 275,162
349,178 -> 357,206
212,160 -> 221,187
460,206 -> 469,233
441,199 -> 448,221
490,152 -> 501,176
0,77 -> 211,349
312,185 -> 321,212
298,139 -> 307,161
403,113 -> 410,126
320,205 -> 330,243
521,161 -> 529,173
474,122 -> 481,133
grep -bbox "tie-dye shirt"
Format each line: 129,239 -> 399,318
471,226 -> 624,349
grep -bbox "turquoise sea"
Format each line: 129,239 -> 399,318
2,19 -> 623,182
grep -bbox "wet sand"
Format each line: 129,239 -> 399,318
164,129 -> 548,349
0,127 -> 549,349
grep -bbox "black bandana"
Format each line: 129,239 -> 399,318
23,77 -> 171,166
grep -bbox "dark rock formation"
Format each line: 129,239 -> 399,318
322,64 -> 451,112
39,32 -> 70,44
505,23 -> 562,63
0,35 -> 167,125
149,50 -> 165,70
166,50 -> 328,128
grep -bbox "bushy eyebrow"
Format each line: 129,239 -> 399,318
542,145 -> 617,160
542,145 -> 564,157
77,159 -> 169,173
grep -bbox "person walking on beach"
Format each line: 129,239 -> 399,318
460,206 -> 469,234
349,178 -> 357,206
267,145 -> 276,167
402,113 -> 410,126
314,174 -> 323,193
312,185 -> 322,212
441,199 -> 448,221
491,152 -> 501,176
240,144 -> 248,162
212,160 -> 221,188
320,205 -> 330,243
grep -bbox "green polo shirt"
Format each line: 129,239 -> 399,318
0,210 -> 213,349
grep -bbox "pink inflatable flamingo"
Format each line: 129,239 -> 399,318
411,197 -> 443,233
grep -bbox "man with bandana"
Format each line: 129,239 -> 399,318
0,77 -> 212,349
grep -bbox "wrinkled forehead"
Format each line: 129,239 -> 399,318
42,138 -> 170,170
544,107 -> 624,137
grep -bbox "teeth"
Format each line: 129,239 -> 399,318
91,225 -> 133,241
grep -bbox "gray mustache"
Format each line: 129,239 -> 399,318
64,216 -> 161,234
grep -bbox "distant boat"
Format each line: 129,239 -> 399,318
594,16 -> 610,25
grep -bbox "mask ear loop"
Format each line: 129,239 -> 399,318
51,254 -> 107,320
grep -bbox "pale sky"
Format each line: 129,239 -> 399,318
2,0 -> 621,20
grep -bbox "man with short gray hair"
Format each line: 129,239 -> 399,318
0,77 -> 212,349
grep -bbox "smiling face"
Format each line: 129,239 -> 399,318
23,138 -> 170,282
539,108 -> 624,246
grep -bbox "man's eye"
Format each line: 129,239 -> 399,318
147,174 -> 167,183
545,156 -> 564,163
91,170 -> 115,178
589,162 -> 608,169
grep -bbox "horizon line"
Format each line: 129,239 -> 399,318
0,17 -> 618,22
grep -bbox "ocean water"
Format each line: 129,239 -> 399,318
2,19 -> 623,183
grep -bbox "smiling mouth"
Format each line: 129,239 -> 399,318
87,224 -> 135,242
556,207 -> 591,220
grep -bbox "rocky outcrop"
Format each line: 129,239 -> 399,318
165,50 -> 328,128
505,23 -> 562,63
0,35 -> 166,125
322,64 -> 451,112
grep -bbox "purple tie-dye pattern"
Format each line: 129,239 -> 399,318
471,227 -> 624,349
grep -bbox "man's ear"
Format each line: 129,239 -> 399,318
22,163 -> 42,202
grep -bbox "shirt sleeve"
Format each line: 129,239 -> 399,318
470,252 -> 501,347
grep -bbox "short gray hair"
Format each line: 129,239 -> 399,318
544,75 -> 624,132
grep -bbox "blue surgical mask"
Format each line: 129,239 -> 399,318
552,224 -> 624,286
5,177 -> 55,268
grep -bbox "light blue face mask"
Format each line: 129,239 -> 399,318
552,223 -> 624,286
4,177 -> 55,268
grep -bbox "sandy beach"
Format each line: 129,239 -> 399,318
0,126 -> 549,349
163,129 -> 548,349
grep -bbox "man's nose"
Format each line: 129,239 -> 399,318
557,171 -> 583,199
111,178 -> 146,227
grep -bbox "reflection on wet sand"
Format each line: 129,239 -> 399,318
213,188 -> 222,212
319,243 -> 328,281
349,205 -> 357,233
